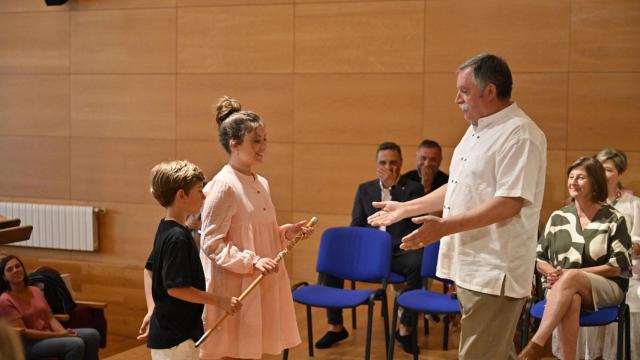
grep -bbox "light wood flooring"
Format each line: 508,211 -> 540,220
103,305 -> 460,360
102,286 -> 556,359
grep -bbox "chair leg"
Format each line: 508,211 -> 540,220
387,300 -> 399,360
521,312 -> 530,350
352,307 -> 357,329
282,348 -> 288,360
625,305 -> 631,360
443,313 -> 450,350
382,292 -> 390,354
306,305 -> 314,357
365,301 -> 375,360
351,280 -> 357,329
380,284 -> 386,317
520,298 -> 533,351
412,317 -> 419,360
617,310 -> 624,360
424,314 -> 429,335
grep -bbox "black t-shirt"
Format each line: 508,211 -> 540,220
145,219 -> 206,349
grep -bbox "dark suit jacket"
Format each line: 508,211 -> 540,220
351,177 -> 424,249
400,169 -> 449,195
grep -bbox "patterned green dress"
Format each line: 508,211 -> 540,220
537,202 -> 632,291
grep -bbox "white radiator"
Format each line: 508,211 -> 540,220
0,202 -> 100,251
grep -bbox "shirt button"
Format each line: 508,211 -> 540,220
257,190 -> 261,194
263,208 -> 266,211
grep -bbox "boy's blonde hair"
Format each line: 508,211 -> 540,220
150,160 -> 205,207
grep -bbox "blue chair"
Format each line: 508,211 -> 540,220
521,283 -> 631,360
387,241 -> 460,360
291,227 -> 391,360
349,229 -> 409,328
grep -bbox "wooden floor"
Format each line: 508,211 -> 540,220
102,286 -> 556,359
103,305 -> 460,360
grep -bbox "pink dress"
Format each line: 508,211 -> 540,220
199,165 -> 300,359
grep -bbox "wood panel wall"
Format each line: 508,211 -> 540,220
1,0 -> 639,337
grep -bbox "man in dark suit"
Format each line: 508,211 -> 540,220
315,142 -> 424,354
401,139 -> 449,195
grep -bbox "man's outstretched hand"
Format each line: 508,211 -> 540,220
367,201 -> 403,227
400,215 -> 445,250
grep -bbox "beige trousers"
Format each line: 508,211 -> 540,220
150,339 -> 199,360
457,285 -> 526,360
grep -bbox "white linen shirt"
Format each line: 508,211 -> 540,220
379,180 -> 392,232
615,191 -> 640,311
436,102 -> 547,298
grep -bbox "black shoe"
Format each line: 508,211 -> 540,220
395,330 -> 420,355
315,329 -> 349,349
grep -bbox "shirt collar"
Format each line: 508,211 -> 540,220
378,177 -> 399,191
474,101 -> 518,132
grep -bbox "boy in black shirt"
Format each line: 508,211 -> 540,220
138,160 -> 241,360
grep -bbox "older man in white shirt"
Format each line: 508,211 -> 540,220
369,53 -> 547,359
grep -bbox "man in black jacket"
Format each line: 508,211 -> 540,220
315,142 -> 424,354
401,139 -> 449,195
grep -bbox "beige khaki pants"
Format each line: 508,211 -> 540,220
150,339 -> 199,360
457,285 -> 526,360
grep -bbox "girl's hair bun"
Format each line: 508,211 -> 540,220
215,96 -> 242,126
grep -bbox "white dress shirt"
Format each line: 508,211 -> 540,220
379,180 -> 392,232
437,102 -> 547,298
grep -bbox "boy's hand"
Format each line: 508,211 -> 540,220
227,297 -> 242,315
137,312 -> 152,341
254,257 -> 278,275
186,215 -> 202,231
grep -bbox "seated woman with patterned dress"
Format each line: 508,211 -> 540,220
0,255 -> 100,360
518,156 -> 632,360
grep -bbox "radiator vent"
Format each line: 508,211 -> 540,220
0,202 -> 99,251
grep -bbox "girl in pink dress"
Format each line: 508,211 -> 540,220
199,97 -> 312,359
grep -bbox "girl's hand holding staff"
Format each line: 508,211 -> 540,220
253,220 -> 315,275
254,257 -> 278,274
283,220 -> 315,244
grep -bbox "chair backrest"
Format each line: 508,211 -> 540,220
317,227 -> 391,282
421,241 -> 453,284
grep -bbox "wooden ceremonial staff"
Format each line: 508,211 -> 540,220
195,216 -> 319,348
